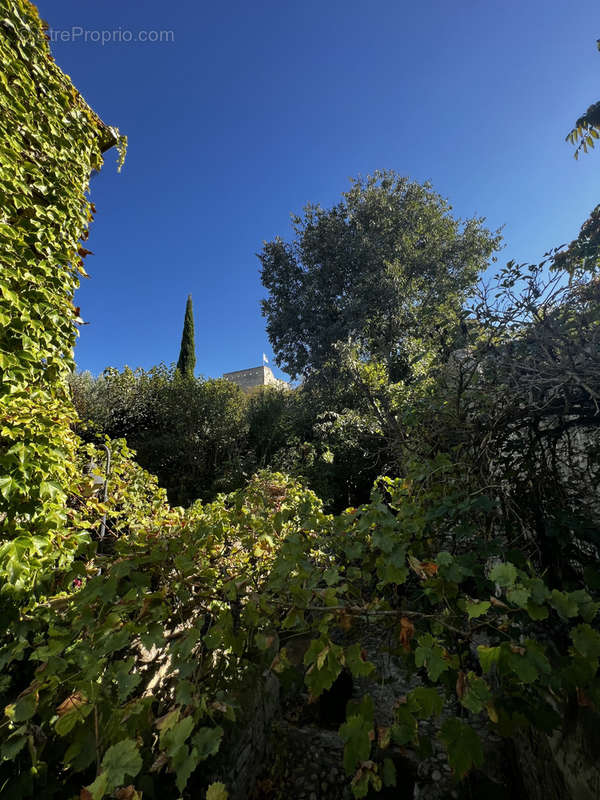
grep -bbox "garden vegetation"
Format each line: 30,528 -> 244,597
1,3 -> 599,799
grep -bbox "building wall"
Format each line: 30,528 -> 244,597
222,366 -> 287,392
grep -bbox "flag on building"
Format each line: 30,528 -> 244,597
262,353 -> 269,364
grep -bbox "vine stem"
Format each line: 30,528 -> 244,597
94,705 -> 101,776
271,601 -> 471,637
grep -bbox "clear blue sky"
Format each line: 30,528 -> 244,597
37,0 -> 598,380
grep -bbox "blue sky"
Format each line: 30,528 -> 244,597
37,0 -> 599,380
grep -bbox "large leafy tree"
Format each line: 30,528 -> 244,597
176,294 -> 196,377
259,170 -> 501,380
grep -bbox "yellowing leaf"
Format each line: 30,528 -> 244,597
206,782 -> 228,800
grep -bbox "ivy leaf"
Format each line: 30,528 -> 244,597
524,577 -> 550,605
460,674 -> 492,714
140,622 -> 165,650
415,634 -> 448,680
176,680 -> 195,707
0,734 -> 27,761
505,642 -> 549,684
391,705 -> 418,745
550,590 -> 579,620
570,591 -> 600,623
489,562 -> 517,588
161,716 -> 194,756
382,758 -> 396,787
435,551 -> 453,568
206,783 -> 228,800
339,714 -> 372,774
439,718 -> 483,777
304,640 -> 343,696
346,694 -> 374,726
466,600 -> 490,619
526,602 -> 549,620
345,643 -> 375,678
100,739 -> 142,790
172,746 -> 199,793
55,709 -> 84,736
39,480 -> 62,501
571,624 -> 600,661
6,691 -> 37,722
408,687 -> 443,719
83,771 -> 108,800
436,551 -> 468,583
506,585 -> 530,608
192,726 -> 223,760
477,645 -> 502,673
110,659 -> 142,704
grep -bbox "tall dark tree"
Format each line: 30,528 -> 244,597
176,294 -> 196,378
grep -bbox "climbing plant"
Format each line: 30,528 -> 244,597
1,456 -> 599,798
0,0 -> 124,597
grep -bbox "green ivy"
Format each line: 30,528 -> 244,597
0,0 -> 124,598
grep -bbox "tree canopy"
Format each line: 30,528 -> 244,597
259,170 -> 501,380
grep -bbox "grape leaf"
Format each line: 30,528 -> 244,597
339,715 -> 372,773
466,600 -> 491,619
439,718 -> 483,777
100,739 -> 142,789
571,624 -> 600,661
415,634 -> 448,680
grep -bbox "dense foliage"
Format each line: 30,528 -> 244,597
70,366 -> 248,506
56,214 -> 600,799
70,367 -> 390,512
259,171 -> 501,380
1,6 -> 599,799
0,0 -> 123,597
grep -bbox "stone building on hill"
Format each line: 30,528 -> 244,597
222,365 -> 288,393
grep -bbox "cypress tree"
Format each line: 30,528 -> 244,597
176,294 -> 196,377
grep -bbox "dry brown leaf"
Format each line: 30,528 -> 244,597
149,752 -> 168,774
377,726 -> 391,749
577,687 -> 594,708
57,692 -> 87,717
115,786 -> 142,800
338,611 -> 353,632
456,670 -> 467,700
399,616 -> 415,652
486,702 -> 499,723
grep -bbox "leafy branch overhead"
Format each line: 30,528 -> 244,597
565,39 -> 600,158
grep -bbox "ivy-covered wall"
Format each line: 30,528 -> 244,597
0,0 -> 122,593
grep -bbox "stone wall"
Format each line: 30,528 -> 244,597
206,627 -> 600,800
